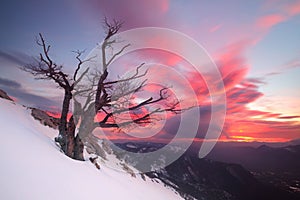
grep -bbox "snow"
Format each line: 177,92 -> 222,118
0,99 -> 182,200
126,144 -> 138,149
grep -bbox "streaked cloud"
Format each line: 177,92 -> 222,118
209,24 -> 223,33
256,14 -> 286,29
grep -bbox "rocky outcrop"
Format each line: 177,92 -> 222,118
0,89 -> 59,129
30,108 -> 59,129
0,89 -> 13,101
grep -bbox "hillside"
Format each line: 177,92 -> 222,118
0,98 -> 182,200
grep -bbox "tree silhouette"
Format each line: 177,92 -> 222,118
24,18 -> 183,161
22,33 -> 91,159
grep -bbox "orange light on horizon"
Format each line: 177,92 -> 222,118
229,135 -> 289,143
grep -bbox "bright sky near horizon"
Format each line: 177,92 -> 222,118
0,0 -> 299,143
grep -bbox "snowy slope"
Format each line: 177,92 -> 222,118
0,99 -> 182,200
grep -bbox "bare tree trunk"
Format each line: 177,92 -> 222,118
66,115 -> 75,158
59,85 -> 87,161
56,89 -> 72,154
64,115 -> 84,160
74,135 -> 84,161
95,70 -> 108,112
60,90 -> 72,134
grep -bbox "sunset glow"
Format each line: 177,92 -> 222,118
0,0 -> 299,144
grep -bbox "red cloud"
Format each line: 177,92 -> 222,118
278,115 -> 300,119
214,40 -> 252,91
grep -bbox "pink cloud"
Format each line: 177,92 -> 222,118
160,0 -> 170,13
213,40 -> 253,91
82,0 -> 170,29
209,24 -> 222,33
256,14 -> 286,29
283,59 -> 300,69
226,86 -> 264,113
256,0 -> 300,32
72,1 -> 300,142
285,0 -> 300,16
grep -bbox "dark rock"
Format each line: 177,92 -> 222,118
30,108 -> 60,129
0,89 -> 13,101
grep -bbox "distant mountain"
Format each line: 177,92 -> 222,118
115,142 -> 299,200
207,144 -> 300,173
289,138 -> 300,146
207,143 -> 300,195
203,139 -> 300,148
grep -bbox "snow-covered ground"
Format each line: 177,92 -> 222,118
0,99 -> 182,200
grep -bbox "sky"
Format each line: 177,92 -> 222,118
0,0 -> 299,143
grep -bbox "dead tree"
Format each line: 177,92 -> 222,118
69,19 -> 183,161
92,18 -> 182,131
24,19 -> 184,162
69,18 -> 182,157
22,33 -> 90,160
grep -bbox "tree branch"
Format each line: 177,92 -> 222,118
106,43 -> 130,67
104,63 -> 147,85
